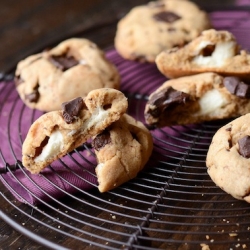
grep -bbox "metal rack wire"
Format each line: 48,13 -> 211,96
1,5 -> 250,250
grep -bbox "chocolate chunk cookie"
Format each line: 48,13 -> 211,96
114,0 -> 211,63
144,72 -> 250,127
15,38 -> 120,111
22,88 -> 128,174
92,114 -> 153,192
206,113 -> 250,203
156,29 -> 250,79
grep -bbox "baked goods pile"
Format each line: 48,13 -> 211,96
16,0 -> 250,199
116,0 -> 250,202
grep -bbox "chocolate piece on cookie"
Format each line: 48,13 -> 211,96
92,114 -> 153,192
206,114 -> 250,203
15,38 -> 120,111
145,72 -> 250,127
22,88 -> 128,174
223,76 -> 250,98
238,136 -> 250,158
114,0 -> 211,63
156,29 -> 250,79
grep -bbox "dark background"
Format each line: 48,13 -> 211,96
0,0 -> 237,73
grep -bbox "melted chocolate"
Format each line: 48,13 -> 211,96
153,11 -> 181,23
49,54 -> 78,71
148,86 -> 190,118
62,97 -> 84,124
92,130 -> 111,151
238,135 -> 250,158
223,76 -> 250,98
200,44 -> 215,57
25,84 -> 40,103
34,136 -> 49,157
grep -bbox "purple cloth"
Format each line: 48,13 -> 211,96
1,9 -> 250,205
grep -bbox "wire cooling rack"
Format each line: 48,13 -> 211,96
1,5 -> 250,250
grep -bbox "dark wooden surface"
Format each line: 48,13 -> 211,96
0,0 -> 247,249
0,0 -> 239,73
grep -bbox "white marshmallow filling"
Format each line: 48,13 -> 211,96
192,41 -> 236,67
34,104 -> 112,163
195,89 -> 228,116
35,130 -> 64,162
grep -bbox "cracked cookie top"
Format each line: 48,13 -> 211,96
15,38 -> 120,111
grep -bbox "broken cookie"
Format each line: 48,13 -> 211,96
144,72 -> 250,127
156,29 -> 250,79
15,38 -> 120,111
22,88 -> 128,174
92,114 -> 153,192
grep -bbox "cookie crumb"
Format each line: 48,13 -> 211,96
200,243 -> 210,250
229,233 -> 238,237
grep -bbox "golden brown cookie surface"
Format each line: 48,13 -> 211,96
15,38 -> 120,111
206,114 -> 250,203
92,114 -> 153,192
115,0 -> 211,63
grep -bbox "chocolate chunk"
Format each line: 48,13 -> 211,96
49,54 -> 78,71
148,86 -> 190,117
25,84 -> 40,103
34,136 -> 49,157
200,44 -> 215,57
223,76 -> 250,98
62,97 -> 84,124
153,11 -> 181,23
14,75 -> 24,86
168,27 -> 176,32
92,130 -> 111,151
238,135 -> 250,158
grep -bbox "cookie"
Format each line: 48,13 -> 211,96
114,0 -> 211,63
92,114 -> 153,192
15,38 -> 120,111
22,88 -> 128,174
206,113 -> 250,203
144,72 -> 250,127
156,29 -> 250,79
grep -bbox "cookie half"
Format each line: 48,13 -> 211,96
92,114 -> 153,192
156,29 -> 250,79
144,72 -> 250,127
115,0 -> 211,63
15,38 -> 120,111
206,114 -> 250,203
22,88 -> 128,174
